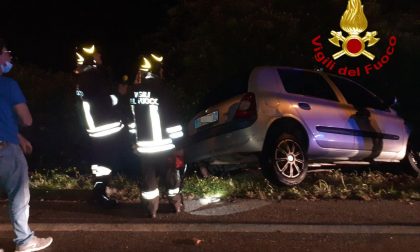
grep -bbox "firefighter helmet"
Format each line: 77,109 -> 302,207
76,44 -> 102,72
139,53 -> 164,79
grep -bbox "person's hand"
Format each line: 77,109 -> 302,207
17,134 -> 33,155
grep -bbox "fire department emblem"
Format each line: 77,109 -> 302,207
329,0 -> 379,60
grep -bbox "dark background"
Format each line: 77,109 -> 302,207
2,0 -> 420,171
3,1 -> 177,76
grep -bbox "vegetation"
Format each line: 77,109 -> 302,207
28,167 -> 420,202
30,167 -> 91,190
182,169 -> 420,201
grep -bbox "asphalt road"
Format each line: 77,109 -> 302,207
2,231 -> 420,252
1,199 -> 420,251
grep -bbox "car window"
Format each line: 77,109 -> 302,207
196,76 -> 249,113
278,69 -> 338,102
329,75 -> 388,111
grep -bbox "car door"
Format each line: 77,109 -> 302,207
328,75 -> 405,159
278,69 -> 356,151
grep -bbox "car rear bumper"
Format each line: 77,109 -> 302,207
185,123 -> 264,163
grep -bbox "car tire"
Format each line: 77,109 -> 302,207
261,133 -> 308,186
403,140 -> 420,176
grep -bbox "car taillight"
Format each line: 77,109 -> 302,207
234,92 -> 256,119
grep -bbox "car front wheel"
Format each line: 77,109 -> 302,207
404,140 -> 420,176
262,133 -> 308,186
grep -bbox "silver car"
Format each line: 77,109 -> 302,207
185,66 -> 419,185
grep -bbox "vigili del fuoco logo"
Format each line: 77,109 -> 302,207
311,0 -> 397,77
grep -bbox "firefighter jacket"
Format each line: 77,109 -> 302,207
130,76 -> 183,154
76,66 -> 124,138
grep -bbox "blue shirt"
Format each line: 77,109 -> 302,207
0,76 -> 26,144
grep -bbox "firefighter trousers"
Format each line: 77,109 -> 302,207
138,151 -> 180,195
138,150 -> 181,216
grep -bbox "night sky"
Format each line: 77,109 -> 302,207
3,1 -> 177,76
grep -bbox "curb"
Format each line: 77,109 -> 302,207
184,199 -> 272,215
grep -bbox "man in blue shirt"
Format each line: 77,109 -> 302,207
0,38 -> 53,252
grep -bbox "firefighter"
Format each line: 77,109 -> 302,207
74,44 -> 129,207
130,53 -> 184,218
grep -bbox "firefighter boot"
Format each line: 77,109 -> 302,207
92,181 -> 118,208
144,197 -> 160,218
169,194 -> 183,213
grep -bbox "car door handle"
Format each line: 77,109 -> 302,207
298,103 -> 311,110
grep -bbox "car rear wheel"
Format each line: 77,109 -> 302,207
181,162 -> 210,179
262,133 -> 308,186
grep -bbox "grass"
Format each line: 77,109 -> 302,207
27,167 -> 420,202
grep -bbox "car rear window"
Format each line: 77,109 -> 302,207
278,69 -> 338,102
329,75 -> 388,111
196,77 -> 249,112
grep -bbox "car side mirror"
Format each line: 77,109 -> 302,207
383,96 -> 399,109
389,97 -> 399,110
